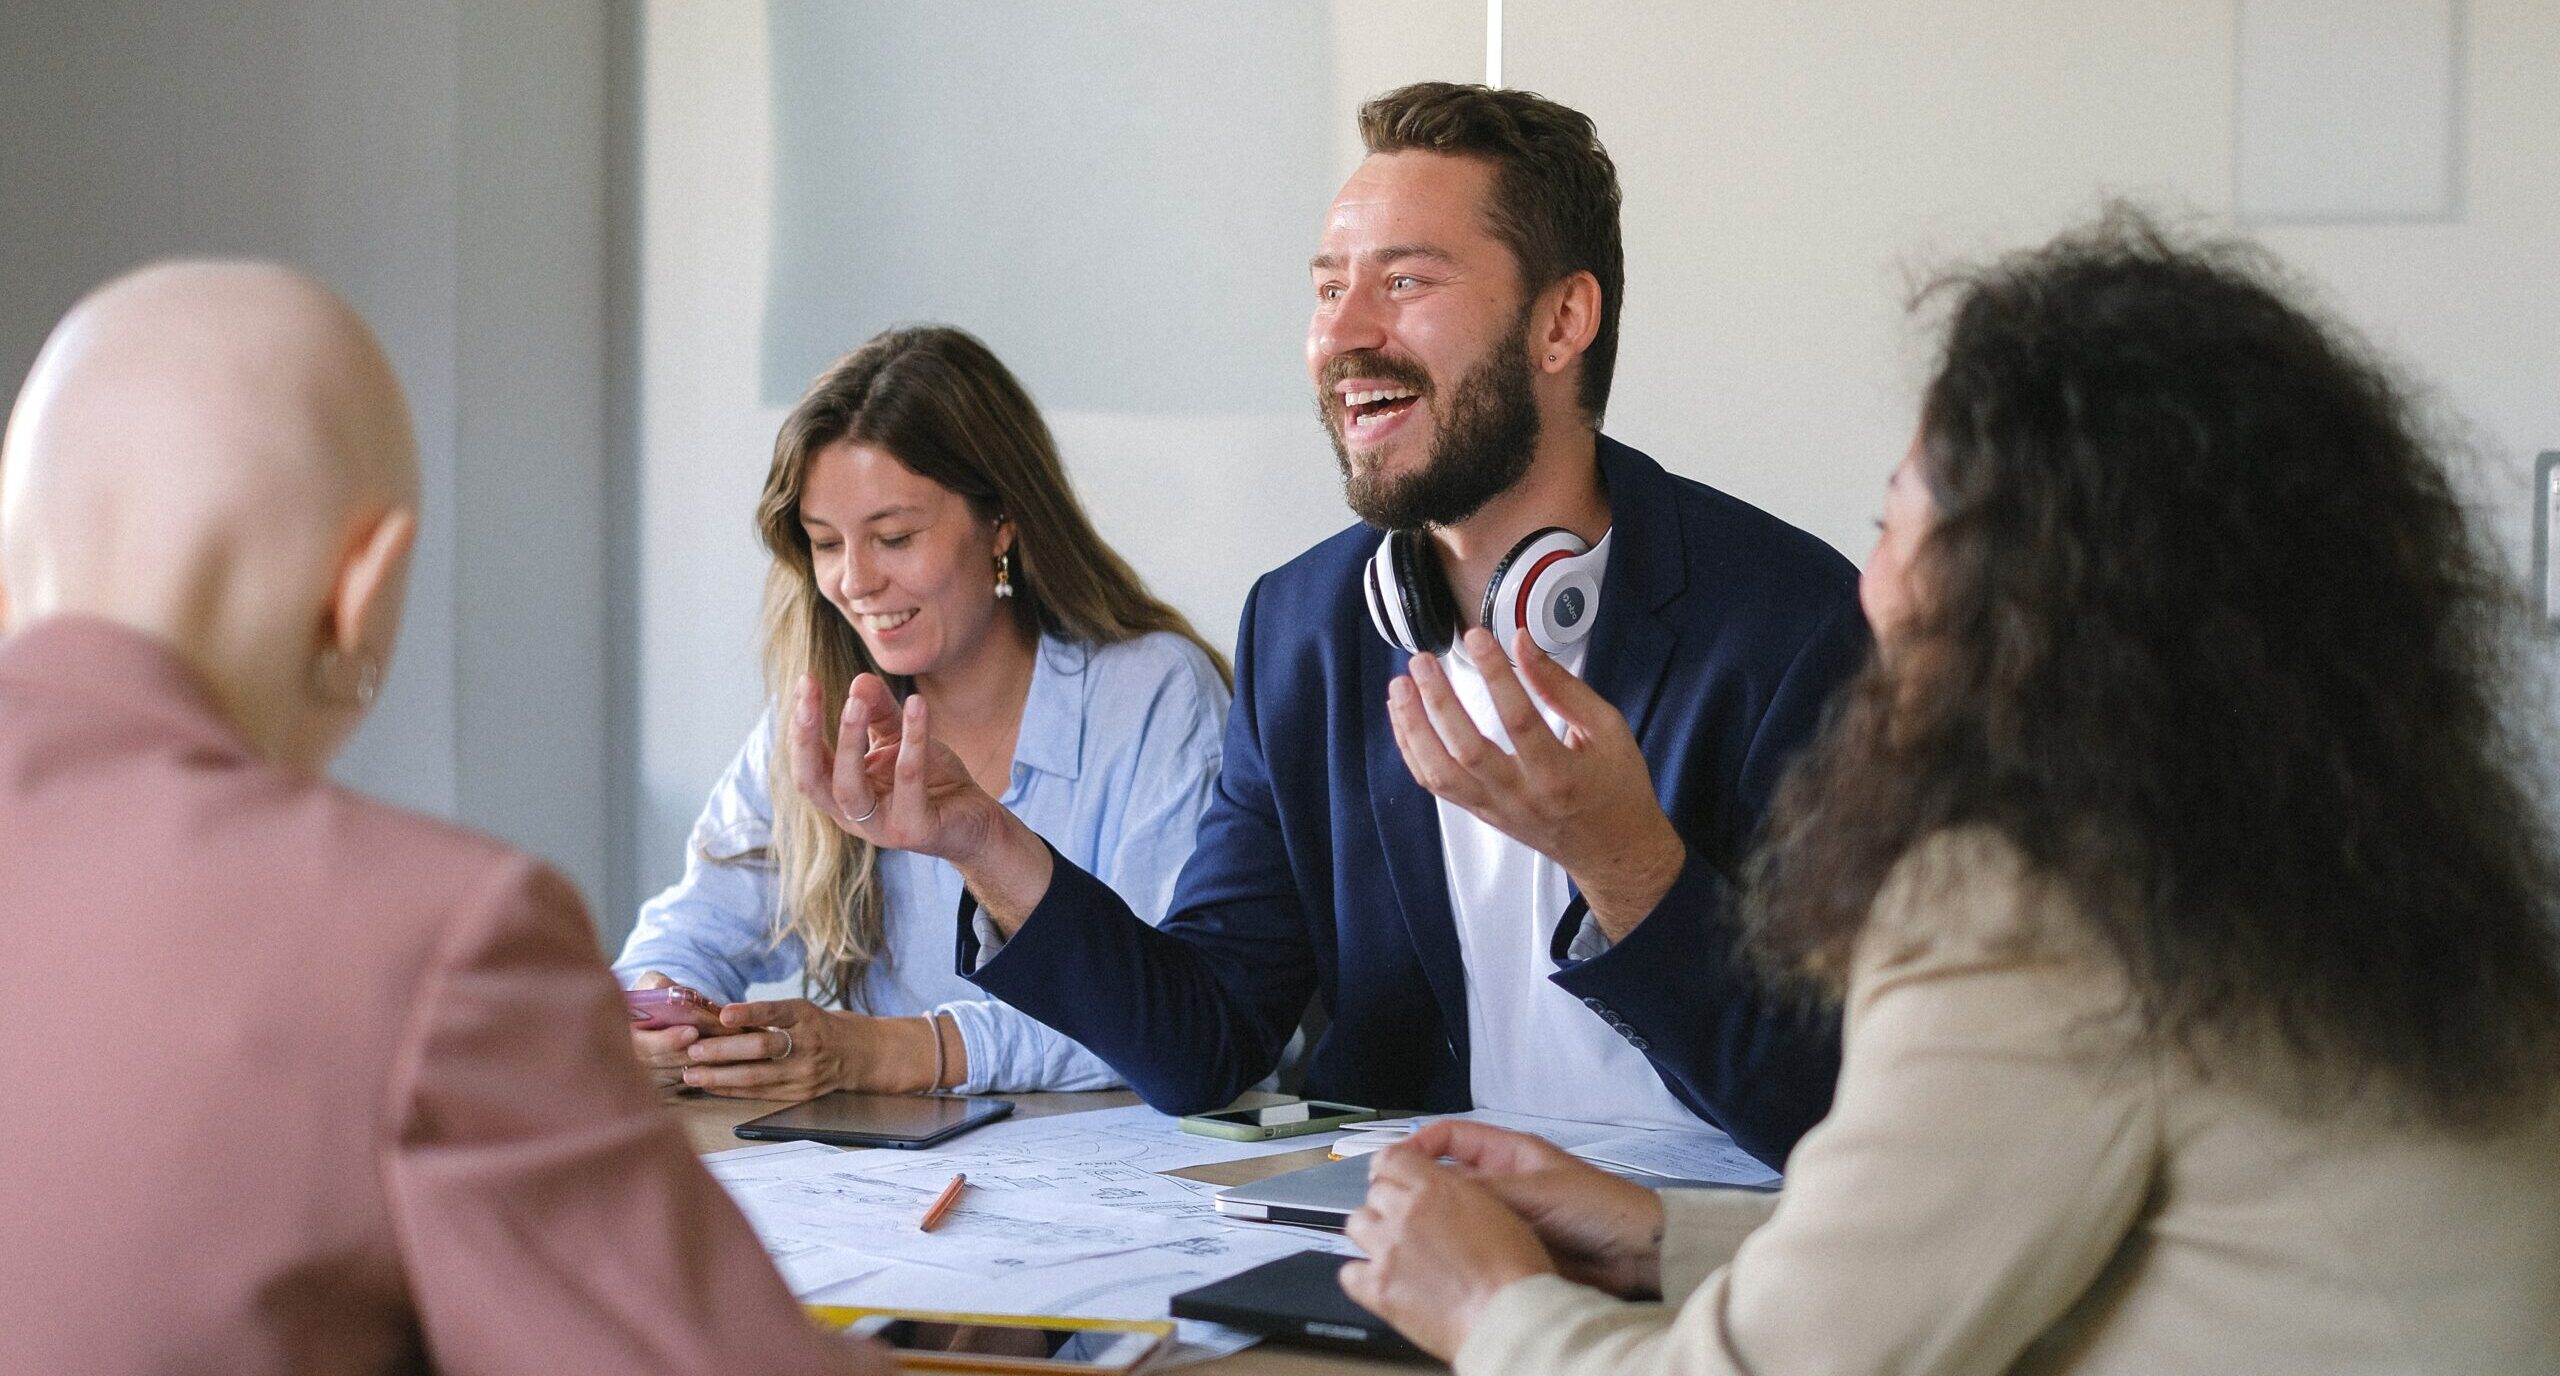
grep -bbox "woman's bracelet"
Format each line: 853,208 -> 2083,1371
919,1011 -> 948,1093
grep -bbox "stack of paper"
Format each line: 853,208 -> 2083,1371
706,1106 -> 1363,1367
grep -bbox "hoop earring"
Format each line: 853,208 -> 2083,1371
994,549 -> 1014,600
311,647 -> 383,707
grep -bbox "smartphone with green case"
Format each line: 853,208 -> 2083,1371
1178,1099 -> 1378,1141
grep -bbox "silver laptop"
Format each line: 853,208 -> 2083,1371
1211,1154 -> 1379,1230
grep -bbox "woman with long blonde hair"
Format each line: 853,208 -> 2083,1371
615,326 -> 1230,1098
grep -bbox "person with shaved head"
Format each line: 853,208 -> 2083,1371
0,263 -> 885,1375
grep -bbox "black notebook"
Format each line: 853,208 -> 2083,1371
1169,1250 -> 1419,1358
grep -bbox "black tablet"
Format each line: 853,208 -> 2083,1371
733,1091 -> 1014,1149
1170,1250 -> 1418,1357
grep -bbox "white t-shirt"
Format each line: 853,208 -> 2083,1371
1432,532 -> 1698,1128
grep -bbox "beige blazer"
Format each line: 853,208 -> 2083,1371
1459,830 -> 2560,1376
0,617 -> 870,1375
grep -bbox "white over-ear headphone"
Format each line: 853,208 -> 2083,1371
1363,526 -> 1602,657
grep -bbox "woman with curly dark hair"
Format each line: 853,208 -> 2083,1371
1336,211 -> 2560,1374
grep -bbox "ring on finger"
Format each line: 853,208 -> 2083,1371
849,803 -> 879,825
774,1028 -> 796,1061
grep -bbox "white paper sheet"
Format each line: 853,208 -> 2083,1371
1329,1107 -> 1614,1155
761,1233 -> 893,1295
822,1145 -> 1230,1219
1315,1108 -> 1781,1187
927,1102 -> 1352,1172
703,1139 -> 842,1182
1570,1129 -> 1779,1188
729,1166 -> 1212,1279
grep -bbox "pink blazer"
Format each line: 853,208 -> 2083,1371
0,616 -> 871,1375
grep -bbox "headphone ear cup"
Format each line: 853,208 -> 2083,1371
1480,527 -> 1596,655
1525,563 -> 1602,655
1391,530 -> 1459,655
1363,541 -> 1408,652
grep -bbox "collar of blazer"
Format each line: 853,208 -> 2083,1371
0,613 -> 250,757
1579,435 -> 1685,745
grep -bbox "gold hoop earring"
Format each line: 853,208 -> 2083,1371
311,647 -> 383,707
994,550 -> 1015,600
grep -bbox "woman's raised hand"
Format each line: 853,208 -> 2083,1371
786,671 -> 1056,932
788,672 -> 1004,864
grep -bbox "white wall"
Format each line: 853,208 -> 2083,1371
1508,0 -> 2559,591
0,0 -> 614,911
1510,0 -> 2558,781
1511,2 -> 2231,554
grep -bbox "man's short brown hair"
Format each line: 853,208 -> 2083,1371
1358,81 -> 1624,427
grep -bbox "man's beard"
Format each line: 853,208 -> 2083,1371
1321,311 -> 1541,532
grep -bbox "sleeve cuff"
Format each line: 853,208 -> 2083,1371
1545,842 -> 1728,972
1548,847 -> 1727,974
1563,907 -> 1613,962
608,960 -> 737,1005
1656,1186 -> 1778,1303
967,910 -> 1009,969
936,1000 -> 999,1096
1453,1273 -> 1678,1376
1548,893 -> 1597,966
954,837 -> 1071,980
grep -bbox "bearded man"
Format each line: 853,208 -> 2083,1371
799,83 -> 1866,1167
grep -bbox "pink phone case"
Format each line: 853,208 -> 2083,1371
624,985 -> 727,1033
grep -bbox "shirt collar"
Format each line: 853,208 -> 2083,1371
1009,633 -> 1087,783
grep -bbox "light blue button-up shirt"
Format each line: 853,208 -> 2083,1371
613,631 -> 1227,1092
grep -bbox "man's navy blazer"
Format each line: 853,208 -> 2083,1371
967,436 -> 1868,1166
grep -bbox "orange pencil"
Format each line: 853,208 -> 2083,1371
918,1172 -> 968,1232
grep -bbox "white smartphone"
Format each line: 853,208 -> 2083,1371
1178,1099 -> 1378,1141
842,1313 -> 1166,1373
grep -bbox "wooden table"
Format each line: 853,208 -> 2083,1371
668,1090 -> 1441,1374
